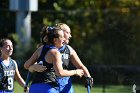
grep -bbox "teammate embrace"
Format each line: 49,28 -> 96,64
23,23 -> 93,93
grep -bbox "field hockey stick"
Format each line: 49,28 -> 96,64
85,77 -> 93,93
23,71 -> 30,93
87,83 -> 91,93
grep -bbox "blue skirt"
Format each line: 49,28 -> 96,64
57,77 -> 74,93
29,83 -> 59,93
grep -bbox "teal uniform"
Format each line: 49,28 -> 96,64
0,58 -> 16,93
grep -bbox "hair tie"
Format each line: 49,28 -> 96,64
47,26 -> 55,32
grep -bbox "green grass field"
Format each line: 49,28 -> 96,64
14,82 -> 133,93
73,84 -> 132,93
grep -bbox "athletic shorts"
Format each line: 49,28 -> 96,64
29,83 -> 59,93
57,77 -> 74,93
0,90 -> 13,93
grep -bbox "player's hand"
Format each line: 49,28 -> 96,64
29,64 -> 47,72
24,86 -> 29,93
85,77 -> 93,88
75,69 -> 84,78
23,86 -> 27,92
34,64 -> 47,72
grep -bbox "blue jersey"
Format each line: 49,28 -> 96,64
0,58 -> 16,93
29,45 -> 59,93
57,45 -> 74,93
59,45 -> 71,70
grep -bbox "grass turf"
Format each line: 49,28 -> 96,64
14,82 -> 133,93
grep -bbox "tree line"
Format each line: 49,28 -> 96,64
1,0 -> 140,67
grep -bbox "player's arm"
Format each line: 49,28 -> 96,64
69,45 -> 91,77
14,60 -> 25,88
68,46 -> 93,87
24,46 -> 42,70
51,49 -> 84,77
